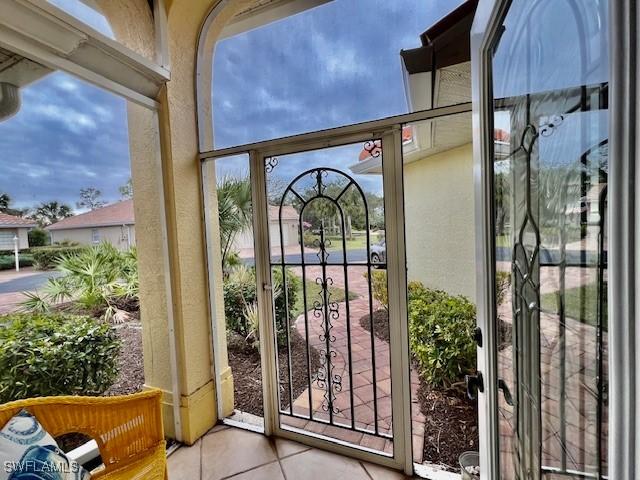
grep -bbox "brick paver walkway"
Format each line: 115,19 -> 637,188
283,266 -> 425,460
496,264 -> 608,477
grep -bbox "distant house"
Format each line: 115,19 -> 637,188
233,205 -> 300,251
0,213 -> 37,251
46,200 -> 135,250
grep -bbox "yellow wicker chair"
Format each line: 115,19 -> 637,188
0,389 -> 167,479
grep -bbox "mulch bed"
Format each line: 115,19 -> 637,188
56,320 -> 145,453
360,308 -> 478,471
228,328 -> 321,417
106,321 -> 145,396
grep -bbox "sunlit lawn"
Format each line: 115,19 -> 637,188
292,280 -> 359,317
325,234 -> 376,251
540,282 -> 607,329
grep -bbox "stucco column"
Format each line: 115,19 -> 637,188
106,0 -> 264,444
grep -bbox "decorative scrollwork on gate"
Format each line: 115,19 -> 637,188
265,156 -> 278,173
271,164 -> 386,436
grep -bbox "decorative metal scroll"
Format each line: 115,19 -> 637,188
268,162 -> 388,439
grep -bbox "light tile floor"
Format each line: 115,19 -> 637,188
168,425 -> 415,480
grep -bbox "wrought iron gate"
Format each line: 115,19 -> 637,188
263,148 -> 396,455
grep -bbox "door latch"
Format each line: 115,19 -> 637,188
465,372 -> 484,400
473,327 -> 483,347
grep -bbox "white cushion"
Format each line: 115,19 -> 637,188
0,410 -> 90,479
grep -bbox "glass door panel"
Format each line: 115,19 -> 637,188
488,1 -> 609,478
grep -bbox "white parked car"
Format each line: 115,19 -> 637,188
370,241 -> 386,264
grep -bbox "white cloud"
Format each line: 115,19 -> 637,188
54,77 -> 79,92
256,87 -> 301,113
31,104 -> 97,133
61,143 -> 82,157
21,163 -> 50,179
310,31 -> 369,81
92,105 -> 113,123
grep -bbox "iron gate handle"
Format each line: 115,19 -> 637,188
498,379 -> 514,406
466,372 -> 484,400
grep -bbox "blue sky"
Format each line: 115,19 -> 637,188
0,0 -> 461,211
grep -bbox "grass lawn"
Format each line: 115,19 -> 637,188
540,282 -> 607,329
325,235 -> 369,251
292,279 -> 359,317
495,235 -> 511,248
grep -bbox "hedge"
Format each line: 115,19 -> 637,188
31,246 -> 86,270
0,254 -> 34,271
409,286 -> 477,387
0,312 -> 121,402
369,269 -> 477,387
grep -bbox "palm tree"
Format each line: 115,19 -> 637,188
217,176 -> 252,273
0,193 -> 10,213
32,201 -> 73,226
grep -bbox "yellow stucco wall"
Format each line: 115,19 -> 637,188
97,0 -> 223,443
98,0 -> 302,444
404,143 -> 476,300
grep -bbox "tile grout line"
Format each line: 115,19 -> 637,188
199,437 -> 204,480
219,460 -> 281,480
359,460 -> 375,480
269,436 -> 289,480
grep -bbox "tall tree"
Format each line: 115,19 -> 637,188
217,176 -> 252,273
0,193 -> 11,213
293,180 -> 384,232
77,187 -> 107,211
0,193 -> 29,217
119,178 -> 133,200
32,201 -> 73,227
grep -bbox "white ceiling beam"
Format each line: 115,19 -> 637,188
220,0 -> 332,39
0,0 -> 170,108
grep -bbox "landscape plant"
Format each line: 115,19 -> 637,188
223,265 -> 299,346
31,245 -> 85,270
22,244 -> 139,321
28,228 -> 49,247
409,288 -> 477,386
217,176 -> 252,274
0,312 -> 120,402
369,269 -> 477,387
0,254 -> 33,271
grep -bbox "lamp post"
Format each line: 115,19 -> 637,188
13,234 -> 19,272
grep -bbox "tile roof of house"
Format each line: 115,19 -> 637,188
268,205 -> 298,221
0,212 -> 37,228
46,200 -> 135,231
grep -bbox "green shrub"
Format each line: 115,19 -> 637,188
0,312 -> 121,402
0,254 -> 34,270
368,269 -> 388,309
223,267 -> 258,336
28,228 -> 49,247
409,287 -> 476,387
31,246 -> 86,270
223,266 -> 299,345
303,232 -> 320,248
